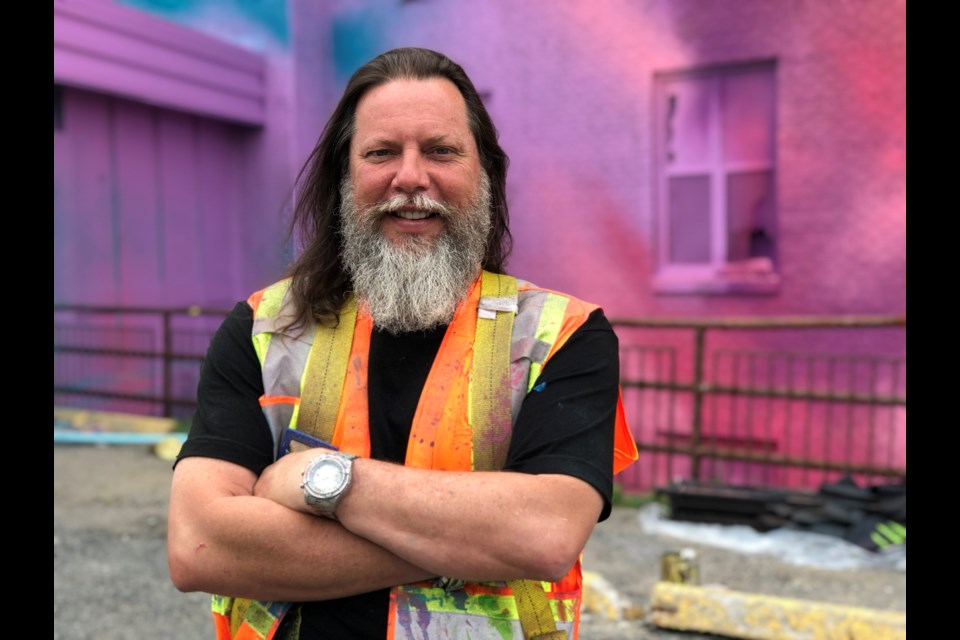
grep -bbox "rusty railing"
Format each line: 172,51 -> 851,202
53,304 -> 232,419
609,314 -> 906,494
54,306 -> 906,494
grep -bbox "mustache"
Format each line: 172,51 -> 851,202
364,192 -> 459,219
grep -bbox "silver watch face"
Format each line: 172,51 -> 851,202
305,457 -> 349,498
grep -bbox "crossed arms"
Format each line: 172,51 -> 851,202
167,452 -> 602,602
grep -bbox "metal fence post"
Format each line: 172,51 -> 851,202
690,326 -> 706,482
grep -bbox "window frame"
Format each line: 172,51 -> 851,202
652,59 -> 780,295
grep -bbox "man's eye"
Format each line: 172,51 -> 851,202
432,147 -> 453,156
368,149 -> 392,158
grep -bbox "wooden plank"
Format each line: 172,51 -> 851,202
53,17 -> 262,96
54,48 -> 263,126
58,88 -> 118,305
157,110 -> 204,307
197,121 -> 244,306
114,99 -> 162,307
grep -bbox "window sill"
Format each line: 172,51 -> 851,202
654,262 -> 781,296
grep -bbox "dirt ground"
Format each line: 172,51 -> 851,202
53,444 -> 906,640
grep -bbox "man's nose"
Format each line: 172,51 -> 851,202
392,150 -> 430,193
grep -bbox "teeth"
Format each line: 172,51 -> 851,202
395,210 -> 431,220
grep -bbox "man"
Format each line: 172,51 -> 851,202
168,47 -> 637,640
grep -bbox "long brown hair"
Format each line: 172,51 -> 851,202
286,47 -> 512,328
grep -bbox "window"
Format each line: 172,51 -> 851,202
653,61 -> 779,294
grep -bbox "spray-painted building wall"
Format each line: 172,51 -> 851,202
54,0 -> 906,490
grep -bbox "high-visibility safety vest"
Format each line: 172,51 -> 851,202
211,271 -> 638,640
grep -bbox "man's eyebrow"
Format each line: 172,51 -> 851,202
357,135 -> 465,150
360,138 -> 398,150
424,135 -> 467,150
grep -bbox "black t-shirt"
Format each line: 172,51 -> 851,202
177,301 -> 620,640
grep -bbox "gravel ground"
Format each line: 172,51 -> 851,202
54,445 -> 906,640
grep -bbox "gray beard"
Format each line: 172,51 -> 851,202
339,172 -> 493,334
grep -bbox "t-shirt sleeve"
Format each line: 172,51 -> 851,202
504,309 -> 620,522
174,302 -> 276,475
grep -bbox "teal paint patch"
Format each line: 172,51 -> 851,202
331,8 -> 391,82
119,0 -> 195,11
235,0 -> 288,44
116,0 -> 288,48
533,381 -> 547,392
117,0 -> 206,18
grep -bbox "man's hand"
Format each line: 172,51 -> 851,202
252,449 -> 316,512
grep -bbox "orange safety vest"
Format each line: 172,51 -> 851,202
212,272 -> 638,640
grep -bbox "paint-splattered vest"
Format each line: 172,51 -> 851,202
210,271 -> 637,640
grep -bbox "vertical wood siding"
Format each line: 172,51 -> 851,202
54,85 -> 249,307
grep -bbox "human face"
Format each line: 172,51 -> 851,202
348,78 -> 484,248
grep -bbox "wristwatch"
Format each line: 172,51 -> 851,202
300,451 -> 359,519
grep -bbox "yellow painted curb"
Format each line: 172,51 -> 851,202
154,436 -> 185,461
581,571 -> 645,621
650,581 -> 905,640
54,407 -> 176,433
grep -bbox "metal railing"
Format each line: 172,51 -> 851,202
54,304 -> 232,420
610,314 -> 906,494
54,306 -> 906,494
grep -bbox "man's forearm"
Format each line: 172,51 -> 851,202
168,458 -> 434,601
336,460 -> 601,583
250,450 -> 602,584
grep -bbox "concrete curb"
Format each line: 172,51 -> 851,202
650,581 -> 906,640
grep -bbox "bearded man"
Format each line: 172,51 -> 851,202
168,47 -> 637,640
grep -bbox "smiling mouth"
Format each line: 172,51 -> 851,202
392,209 -> 436,221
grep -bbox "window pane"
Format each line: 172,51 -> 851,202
669,175 -> 712,263
722,69 -> 774,164
726,170 -> 775,262
664,78 -> 714,166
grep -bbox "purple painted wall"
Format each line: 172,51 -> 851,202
54,0 -> 906,490
54,0 -> 296,309
57,0 -> 905,318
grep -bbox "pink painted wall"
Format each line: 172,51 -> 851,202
294,0 -> 907,490
314,0 -> 906,321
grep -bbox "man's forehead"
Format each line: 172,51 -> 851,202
352,77 -> 471,140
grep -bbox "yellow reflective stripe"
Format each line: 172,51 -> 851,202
238,600 -> 278,638
470,272 -> 517,472
257,281 -> 289,319
251,279 -> 292,365
252,332 -> 271,367
288,403 -> 301,431
297,296 -> 358,443
230,598 -> 250,637
527,293 -> 570,391
396,585 -> 577,621
211,595 -> 233,615
508,578 -> 563,638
